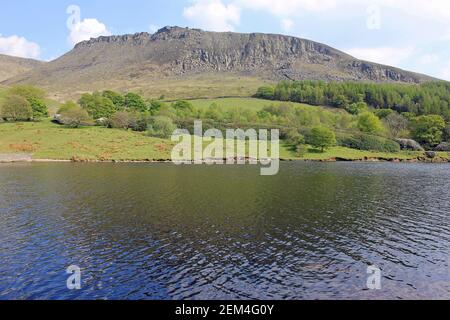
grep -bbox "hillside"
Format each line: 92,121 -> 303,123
0,54 -> 44,82
3,26 -> 436,100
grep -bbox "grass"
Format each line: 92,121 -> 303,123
188,97 -> 343,113
0,120 -> 174,161
0,119 -> 444,162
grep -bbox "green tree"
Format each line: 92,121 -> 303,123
28,97 -> 49,119
8,85 -> 45,101
411,115 -> 445,146
357,112 -> 384,134
1,95 -> 33,121
79,92 -> 116,119
345,102 -> 368,115
102,90 -> 125,110
124,92 -> 147,112
309,126 -> 336,152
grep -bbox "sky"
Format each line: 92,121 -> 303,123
0,0 -> 449,80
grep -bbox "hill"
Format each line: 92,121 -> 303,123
0,54 -> 45,82
3,26 -> 436,100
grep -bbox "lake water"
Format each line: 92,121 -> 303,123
0,162 -> 449,300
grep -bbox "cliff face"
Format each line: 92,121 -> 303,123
3,26 -> 435,96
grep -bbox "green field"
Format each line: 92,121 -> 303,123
0,119 -> 442,162
188,97 -> 342,113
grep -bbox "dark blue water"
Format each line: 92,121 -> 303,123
0,162 -> 449,300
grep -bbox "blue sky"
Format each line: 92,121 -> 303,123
0,0 -> 449,80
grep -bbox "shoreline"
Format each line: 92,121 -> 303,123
1,154 -> 449,164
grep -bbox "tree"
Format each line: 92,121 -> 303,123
102,90 -> 125,110
58,102 -> 91,128
357,112 -> 384,134
383,112 -> 409,138
8,85 -> 45,101
147,116 -> 177,138
124,92 -> 147,112
28,97 -> 49,119
346,102 -> 368,115
1,95 -> 33,121
411,115 -> 445,146
79,92 -> 116,119
309,126 -> 336,152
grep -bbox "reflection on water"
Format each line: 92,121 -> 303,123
0,162 -> 449,300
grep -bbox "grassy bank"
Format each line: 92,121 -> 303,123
1,119 -> 446,162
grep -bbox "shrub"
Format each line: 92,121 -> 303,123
172,100 -> 195,117
255,86 -> 275,100
285,129 -> 305,145
147,116 -> 177,139
337,133 -> 400,153
1,95 -> 33,121
109,111 -> 132,129
58,102 -> 91,128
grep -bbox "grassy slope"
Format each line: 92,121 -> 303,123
0,120 -> 173,160
0,119 -> 442,162
189,97 -> 340,112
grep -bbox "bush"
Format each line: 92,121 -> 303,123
255,86 -> 275,100
357,112 -> 384,134
109,111 -> 132,129
147,116 -> 177,139
337,133 -> 400,153
1,95 -> 33,121
58,102 -> 91,128
285,129 -> 305,145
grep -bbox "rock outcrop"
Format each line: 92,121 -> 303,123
4,26 -> 436,94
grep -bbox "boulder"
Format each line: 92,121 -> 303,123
435,142 -> 450,152
395,139 -> 424,151
425,151 -> 437,159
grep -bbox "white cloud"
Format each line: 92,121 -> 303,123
345,47 -> 415,66
236,0 -> 450,23
0,34 -> 41,59
281,18 -> 294,32
183,0 -> 241,31
237,0 -> 338,16
68,18 -> 111,46
419,54 -> 439,65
